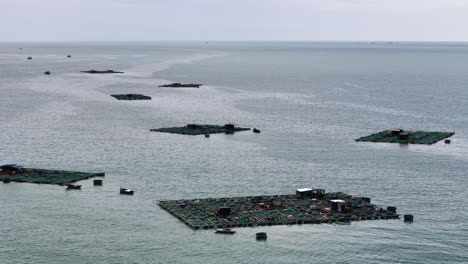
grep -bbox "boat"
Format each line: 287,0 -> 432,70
256,232 -> 267,239
120,188 -> 134,195
253,128 -> 261,133
215,228 -> 236,234
44,71 -> 51,75
67,55 -> 71,58
3,178 -> 11,183
80,70 -> 124,74
158,83 -> 202,88
27,57 -> 32,60
66,183 -> 81,189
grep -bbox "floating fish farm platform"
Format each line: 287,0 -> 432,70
111,94 -> 151,100
158,83 -> 202,88
150,124 -> 250,135
356,129 -> 454,145
80,70 -> 124,74
158,190 -> 399,230
0,164 -> 104,185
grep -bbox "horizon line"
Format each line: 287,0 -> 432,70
1,40 -> 468,43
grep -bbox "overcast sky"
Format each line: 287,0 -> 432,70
0,0 -> 467,42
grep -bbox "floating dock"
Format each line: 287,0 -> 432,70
356,129 -> 454,145
111,94 -> 151,100
158,189 -> 399,230
0,164 -> 104,185
80,70 -> 124,74
151,124 -> 250,135
158,83 -> 202,88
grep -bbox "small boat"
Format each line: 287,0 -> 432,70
27,57 -> 32,60
120,188 -> 134,195
66,183 -> 81,189
3,178 -> 11,183
253,128 -> 261,133
44,71 -> 51,75
215,228 -> 236,234
67,55 -> 71,58
256,232 -> 267,240
205,134 -> 210,138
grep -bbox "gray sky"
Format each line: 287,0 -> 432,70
1,0 -> 467,42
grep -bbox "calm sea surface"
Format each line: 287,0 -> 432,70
0,42 -> 467,263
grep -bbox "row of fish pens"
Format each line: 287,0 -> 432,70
159,194 -> 399,230
0,168 -> 104,185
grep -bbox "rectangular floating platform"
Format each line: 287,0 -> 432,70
158,83 -> 202,88
150,124 -> 250,135
80,70 -> 124,74
356,130 -> 454,145
158,192 -> 399,230
111,94 -> 151,100
0,166 -> 104,185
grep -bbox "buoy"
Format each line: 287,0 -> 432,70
93,179 -> 103,186
404,215 -> 414,222
445,139 -> 451,144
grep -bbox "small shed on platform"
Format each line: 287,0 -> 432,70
330,199 -> 346,213
0,164 -> 24,174
296,188 -> 313,199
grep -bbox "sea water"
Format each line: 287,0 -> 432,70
0,41 -> 467,263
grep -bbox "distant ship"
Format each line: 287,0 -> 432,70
80,70 -> 124,74
158,83 -> 202,88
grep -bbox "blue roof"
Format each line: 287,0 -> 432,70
1,164 -> 23,169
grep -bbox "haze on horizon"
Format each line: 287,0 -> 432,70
1,0 -> 467,42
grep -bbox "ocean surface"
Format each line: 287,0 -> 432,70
0,42 -> 467,264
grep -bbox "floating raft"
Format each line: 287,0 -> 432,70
0,164 -> 104,185
158,191 -> 399,230
158,83 -> 202,88
151,124 -> 250,135
111,94 -> 151,100
356,129 -> 454,145
80,70 -> 124,74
